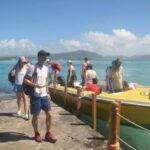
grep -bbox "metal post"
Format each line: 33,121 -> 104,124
107,101 -> 121,150
91,93 -> 97,130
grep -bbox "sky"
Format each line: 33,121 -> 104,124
0,0 -> 150,56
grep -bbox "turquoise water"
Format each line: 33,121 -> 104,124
0,59 -> 150,99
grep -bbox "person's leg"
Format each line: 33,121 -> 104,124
45,111 -> 51,133
32,113 -> 40,133
30,97 -> 42,142
22,92 -> 29,119
41,96 -> 51,132
32,113 -> 43,142
42,96 -> 57,142
45,110 -> 57,142
16,92 -> 22,115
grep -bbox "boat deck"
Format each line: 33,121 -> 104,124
52,85 -> 150,105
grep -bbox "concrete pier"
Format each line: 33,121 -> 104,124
0,99 -> 107,150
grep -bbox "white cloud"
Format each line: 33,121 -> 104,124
81,29 -> 150,55
113,29 -> 136,40
0,39 -> 36,56
1,29 -> 150,56
59,39 -> 81,48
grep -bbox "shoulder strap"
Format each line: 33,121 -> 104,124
32,64 -> 38,83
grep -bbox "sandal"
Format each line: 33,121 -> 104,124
35,132 -> 42,142
45,132 -> 57,143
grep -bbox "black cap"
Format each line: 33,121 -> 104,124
38,50 -> 50,57
84,57 -> 88,61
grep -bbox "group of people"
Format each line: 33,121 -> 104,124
9,50 -> 135,143
106,58 -> 136,92
48,57 -> 130,94
47,57 -> 101,94
58,57 -> 101,93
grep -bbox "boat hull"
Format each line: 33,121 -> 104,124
49,87 -> 150,150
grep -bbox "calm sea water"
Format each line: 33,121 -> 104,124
0,59 -> 150,99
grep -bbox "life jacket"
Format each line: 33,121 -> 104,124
85,83 -> 101,94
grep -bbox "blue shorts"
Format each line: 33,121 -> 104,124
30,96 -> 51,115
13,84 -> 23,93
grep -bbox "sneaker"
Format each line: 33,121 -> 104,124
45,132 -> 57,143
35,132 -> 42,142
25,114 -> 29,120
17,110 -> 21,116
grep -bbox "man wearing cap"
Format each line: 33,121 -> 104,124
24,50 -> 57,143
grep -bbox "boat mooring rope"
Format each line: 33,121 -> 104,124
117,113 -> 150,134
117,137 -> 136,150
116,113 -> 150,150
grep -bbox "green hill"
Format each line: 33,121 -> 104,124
0,50 -> 150,61
50,50 -> 104,60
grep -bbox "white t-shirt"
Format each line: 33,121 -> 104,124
34,65 -> 50,97
15,65 -> 28,85
85,69 -> 98,84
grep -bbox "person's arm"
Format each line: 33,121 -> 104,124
46,81 -> 51,99
46,69 -> 51,98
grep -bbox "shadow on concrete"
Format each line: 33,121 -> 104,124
85,136 -> 107,149
0,132 -> 32,142
87,136 -> 106,140
0,112 -> 25,120
70,123 -> 87,126
0,112 -> 16,117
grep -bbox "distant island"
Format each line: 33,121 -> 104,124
0,50 -> 150,61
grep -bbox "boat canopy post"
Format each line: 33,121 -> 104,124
91,93 -> 97,130
107,101 -> 121,150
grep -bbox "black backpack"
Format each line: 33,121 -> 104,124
57,76 -> 66,86
8,69 -> 15,84
23,66 -> 37,96
22,75 -> 33,96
